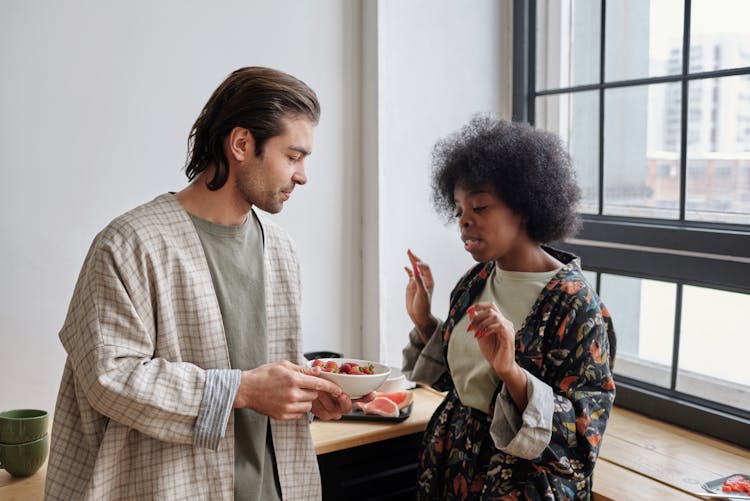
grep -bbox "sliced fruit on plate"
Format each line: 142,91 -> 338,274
374,390 -> 414,410
722,474 -> 750,494
354,401 -> 367,411
362,397 -> 400,418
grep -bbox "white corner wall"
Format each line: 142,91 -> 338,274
0,0 -> 362,413
0,0 -> 511,415
366,0 -> 509,365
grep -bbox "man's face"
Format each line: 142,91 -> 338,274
235,116 -> 314,214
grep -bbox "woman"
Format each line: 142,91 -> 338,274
403,117 -> 616,500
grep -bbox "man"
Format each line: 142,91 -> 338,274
46,67 -> 359,500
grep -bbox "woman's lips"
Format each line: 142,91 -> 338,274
463,238 -> 482,253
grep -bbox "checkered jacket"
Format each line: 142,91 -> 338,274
45,194 -> 320,500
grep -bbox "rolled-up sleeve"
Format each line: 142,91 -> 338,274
402,325 -> 447,387
490,368 -> 553,459
193,369 -> 241,450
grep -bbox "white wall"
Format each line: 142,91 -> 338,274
0,0 -> 510,414
367,0 -> 509,365
0,0 -> 362,413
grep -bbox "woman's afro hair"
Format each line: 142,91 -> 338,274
431,115 -> 581,243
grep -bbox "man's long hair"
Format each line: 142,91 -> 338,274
185,66 -> 320,190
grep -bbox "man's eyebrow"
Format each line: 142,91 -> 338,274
289,146 -> 311,156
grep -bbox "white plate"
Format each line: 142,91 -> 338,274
702,474 -> 750,498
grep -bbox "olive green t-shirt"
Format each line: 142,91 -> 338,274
447,266 -> 560,414
190,212 -> 282,501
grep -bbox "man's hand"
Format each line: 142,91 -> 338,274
311,391 -> 376,420
233,360 -> 344,420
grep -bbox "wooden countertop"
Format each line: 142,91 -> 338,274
0,387 -> 445,500
4,392 -> 749,500
0,461 -> 47,501
311,386 -> 445,454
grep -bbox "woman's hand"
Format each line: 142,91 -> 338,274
468,302 -> 529,411
467,302 -> 517,379
404,249 -> 438,343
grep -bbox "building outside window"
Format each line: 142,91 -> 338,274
514,0 -> 750,447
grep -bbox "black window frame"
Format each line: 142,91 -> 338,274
513,0 -> 750,448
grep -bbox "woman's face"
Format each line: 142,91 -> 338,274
453,184 -> 526,263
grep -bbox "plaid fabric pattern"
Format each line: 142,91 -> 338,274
45,194 -> 320,500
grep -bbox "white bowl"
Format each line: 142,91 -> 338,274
307,358 -> 391,398
376,366 -> 407,393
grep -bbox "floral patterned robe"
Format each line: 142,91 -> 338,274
417,248 -> 615,500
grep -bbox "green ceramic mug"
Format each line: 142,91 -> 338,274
0,433 -> 49,477
0,409 -> 48,444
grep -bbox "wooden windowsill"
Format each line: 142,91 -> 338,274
594,406 -> 750,500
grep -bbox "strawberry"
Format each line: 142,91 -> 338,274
340,362 -> 353,374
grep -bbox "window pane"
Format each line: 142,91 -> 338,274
604,83 -> 681,218
600,274 -> 676,388
691,0 -> 750,74
535,0 -> 600,91
605,0 -> 684,82
536,91 -> 599,213
581,269 -> 598,288
686,76 -> 750,224
677,286 -> 750,413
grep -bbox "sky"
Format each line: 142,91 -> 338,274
650,0 -> 750,57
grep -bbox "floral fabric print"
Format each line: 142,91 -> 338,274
418,247 -> 615,500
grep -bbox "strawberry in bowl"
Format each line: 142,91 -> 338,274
308,358 -> 391,398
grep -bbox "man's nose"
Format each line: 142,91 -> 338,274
293,165 -> 307,185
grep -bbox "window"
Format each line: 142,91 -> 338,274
514,0 -> 750,447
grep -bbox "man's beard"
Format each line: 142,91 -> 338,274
238,184 -> 283,214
